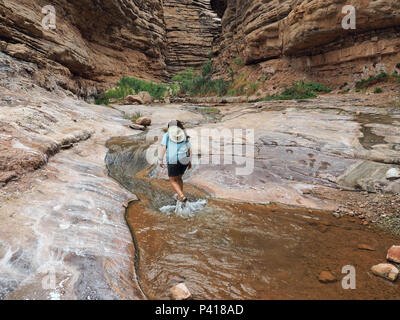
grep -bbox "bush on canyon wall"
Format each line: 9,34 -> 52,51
95,77 -> 168,105
172,62 -> 230,97
263,81 -> 331,101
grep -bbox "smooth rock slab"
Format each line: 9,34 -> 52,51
387,246 -> 400,264
386,168 -> 400,180
371,263 -> 399,282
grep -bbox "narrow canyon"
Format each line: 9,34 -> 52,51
0,0 -> 399,300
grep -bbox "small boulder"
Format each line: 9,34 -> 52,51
387,245 -> 400,264
358,244 -> 376,251
129,124 -> 146,131
136,117 -> 151,127
386,168 -> 400,180
124,95 -> 144,105
371,263 -> 399,282
170,283 -> 192,300
138,91 -> 153,104
318,271 -> 337,283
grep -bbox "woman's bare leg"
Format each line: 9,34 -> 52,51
169,176 -> 184,198
178,175 -> 184,192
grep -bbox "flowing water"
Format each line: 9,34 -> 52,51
106,134 -> 400,300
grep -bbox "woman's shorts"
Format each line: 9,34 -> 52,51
167,162 -> 188,177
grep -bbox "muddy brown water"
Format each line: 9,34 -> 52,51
106,135 -> 400,300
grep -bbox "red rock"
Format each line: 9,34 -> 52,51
136,117 -> 152,127
358,244 -> 376,251
170,283 -> 192,300
318,271 -> 337,283
124,95 -> 144,105
371,263 -> 399,282
387,246 -> 400,264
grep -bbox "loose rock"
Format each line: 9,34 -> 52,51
387,246 -> 400,264
170,283 -> 192,300
358,244 -> 376,251
386,168 -> 400,180
138,91 -> 153,104
136,117 -> 152,127
371,263 -> 399,282
318,271 -> 337,283
125,95 -> 144,105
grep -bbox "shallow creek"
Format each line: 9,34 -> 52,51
106,134 -> 400,300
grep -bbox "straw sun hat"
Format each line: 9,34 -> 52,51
168,125 -> 186,143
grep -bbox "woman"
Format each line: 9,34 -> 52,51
159,120 -> 192,203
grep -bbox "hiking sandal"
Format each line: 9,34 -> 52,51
178,195 -> 188,203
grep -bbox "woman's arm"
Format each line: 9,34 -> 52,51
159,145 -> 167,168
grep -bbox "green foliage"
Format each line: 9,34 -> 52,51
356,72 -> 388,89
125,111 -> 143,121
263,81 -> 331,101
340,88 -> 350,94
234,57 -> 244,67
202,60 -> 213,78
95,77 -> 168,105
118,77 -> 168,100
373,87 -> 383,94
197,107 -> 220,114
172,63 -> 229,97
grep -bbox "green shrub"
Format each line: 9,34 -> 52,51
340,88 -> 350,94
172,62 -> 230,97
234,57 -> 244,67
356,72 -> 389,89
263,81 -> 331,101
373,87 -> 383,94
95,77 -> 168,105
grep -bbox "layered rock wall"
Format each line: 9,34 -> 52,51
163,0 -> 221,75
0,0 -> 168,96
212,0 -> 400,87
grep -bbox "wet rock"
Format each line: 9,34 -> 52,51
358,244 -> 376,251
170,283 -> 192,300
371,263 -> 399,282
136,117 -> 152,127
386,168 -> 400,181
129,124 -> 146,131
318,271 -> 337,283
138,92 -> 153,104
387,246 -> 400,264
125,95 -> 144,105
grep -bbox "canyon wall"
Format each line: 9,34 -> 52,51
212,0 -> 400,88
0,0 -> 168,97
163,0 -> 221,75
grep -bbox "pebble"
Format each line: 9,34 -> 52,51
358,244 -> 375,251
371,263 -> 399,282
170,283 -> 192,300
318,271 -> 337,283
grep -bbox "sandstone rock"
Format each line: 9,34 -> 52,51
125,95 -> 144,105
371,263 -> 399,282
138,92 -> 153,104
164,0 -> 220,75
136,117 -> 152,127
386,168 -> 400,180
170,283 -> 192,300
358,244 -> 376,251
387,246 -> 400,264
0,0 -> 168,96
318,271 -> 337,283
213,0 -> 400,89
129,124 -> 146,131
